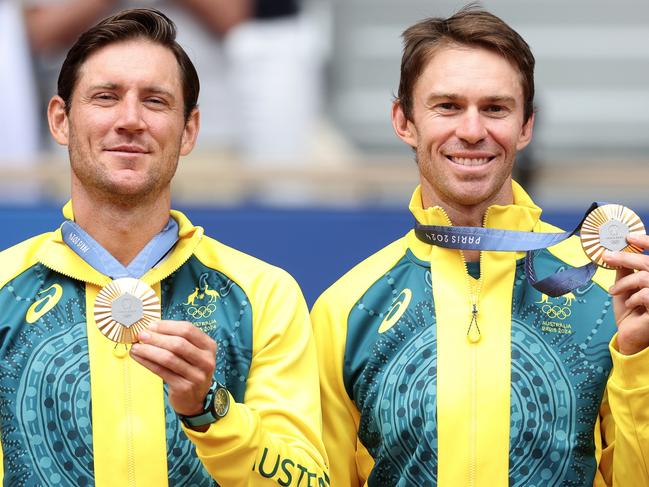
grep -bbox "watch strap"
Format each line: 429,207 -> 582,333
179,381 -> 227,428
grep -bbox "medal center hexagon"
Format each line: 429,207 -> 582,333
599,219 -> 629,252
111,292 -> 144,327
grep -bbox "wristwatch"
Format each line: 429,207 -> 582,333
179,381 -> 230,428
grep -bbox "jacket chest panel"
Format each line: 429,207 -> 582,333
0,267 -> 93,486
161,262 -> 253,403
508,278 -> 617,485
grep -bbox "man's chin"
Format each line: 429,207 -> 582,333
448,183 -> 502,207
98,180 -> 159,202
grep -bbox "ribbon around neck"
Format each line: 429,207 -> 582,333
414,203 -> 600,297
61,218 -> 179,279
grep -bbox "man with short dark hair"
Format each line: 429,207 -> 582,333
312,6 -> 649,486
0,9 -> 328,486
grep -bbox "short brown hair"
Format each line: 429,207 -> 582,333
396,5 -> 535,122
57,8 -> 199,121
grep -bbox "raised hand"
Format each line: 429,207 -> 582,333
605,233 -> 649,355
130,320 -> 217,415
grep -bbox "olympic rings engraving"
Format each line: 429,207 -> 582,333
187,304 -> 217,319
541,304 -> 572,320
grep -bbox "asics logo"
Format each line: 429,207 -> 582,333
26,284 -> 63,324
379,289 -> 412,334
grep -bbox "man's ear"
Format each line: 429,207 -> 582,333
391,101 -> 417,148
48,96 -> 69,146
516,112 -> 535,151
180,107 -> 200,156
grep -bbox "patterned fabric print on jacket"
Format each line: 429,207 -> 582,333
344,254 -> 438,486
0,264 -> 91,487
161,256 -> 253,486
508,253 -> 617,486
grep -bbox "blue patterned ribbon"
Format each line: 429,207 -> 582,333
414,203 -> 600,297
61,218 -> 179,279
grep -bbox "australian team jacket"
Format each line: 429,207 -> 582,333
0,203 -> 329,487
311,183 -> 649,486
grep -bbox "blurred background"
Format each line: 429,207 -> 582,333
1,0 -> 648,304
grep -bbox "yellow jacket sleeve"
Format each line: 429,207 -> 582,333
596,336 -> 649,485
183,269 -> 329,486
311,292 -> 367,487
310,238 -> 406,487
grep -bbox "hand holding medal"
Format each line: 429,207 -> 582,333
129,320 -> 218,421
601,216 -> 649,355
578,204 -> 649,355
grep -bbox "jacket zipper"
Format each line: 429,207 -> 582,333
39,238 -> 199,486
124,357 -> 136,486
459,209 -> 490,487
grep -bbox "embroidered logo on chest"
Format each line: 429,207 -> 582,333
26,284 -> 63,324
379,289 -> 413,334
183,273 -> 219,332
536,292 -> 575,334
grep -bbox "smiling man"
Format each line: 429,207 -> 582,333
0,8 -> 328,486
311,6 -> 649,486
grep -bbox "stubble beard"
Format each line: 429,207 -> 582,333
416,145 -> 512,209
68,131 -> 179,208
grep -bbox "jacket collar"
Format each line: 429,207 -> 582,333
407,181 -> 543,261
38,201 -> 203,286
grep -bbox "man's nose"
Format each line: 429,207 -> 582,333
455,108 -> 487,144
115,96 -> 146,132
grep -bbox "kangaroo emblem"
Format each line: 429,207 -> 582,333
562,292 -> 575,306
536,292 -> 575,306
185,287 -> 200,306
199,274 -> 220,303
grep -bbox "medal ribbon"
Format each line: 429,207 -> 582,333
415,202 -> 601,297
61,218 -> 179,279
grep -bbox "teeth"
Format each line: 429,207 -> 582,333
450,157 -> 490,166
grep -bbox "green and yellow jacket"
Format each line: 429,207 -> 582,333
0,203 -> 328,487
312,183 -> 649,486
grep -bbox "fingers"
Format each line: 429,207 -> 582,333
603,250 -> 649,274
130,322 -> 216,377
627,233 -> 649,251
129,320 -> 219,417
129,350 -> 210,416
130,339 -> 211,385
148,320 -> 217,354
129,349 -> 177,383
609,270 -> 649,295
623,287 -> 649,312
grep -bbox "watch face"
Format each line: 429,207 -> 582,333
213,387 -> 230,417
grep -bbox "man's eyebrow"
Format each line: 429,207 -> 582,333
425,93 -> 463,103
88,83 -> 119,91
424,93 -> 517,105
483,95 -> 517,105
145,86 -> 175,99
86,83 -> 175,99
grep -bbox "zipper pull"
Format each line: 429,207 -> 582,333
467,303 -> 481,343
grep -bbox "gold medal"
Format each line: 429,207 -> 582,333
580,204 -> 645,268
94,277 -> 161,343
